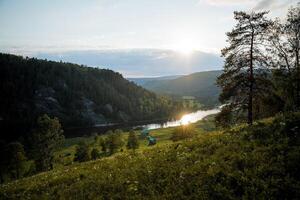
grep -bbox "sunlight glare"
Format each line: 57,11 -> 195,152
173,32 -> 198,56
181,114 -> 192,125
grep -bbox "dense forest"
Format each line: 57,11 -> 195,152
0,53 -> 183,140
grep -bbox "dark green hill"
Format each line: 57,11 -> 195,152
1,113 -> 299,199
142,70 -> 222,107
0,53 -> 181,140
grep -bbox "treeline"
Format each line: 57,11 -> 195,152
0,53 -> 183,140
216,4 -> 300,126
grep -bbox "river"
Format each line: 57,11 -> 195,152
139,107 -> 221,130
64,107 -> 220,137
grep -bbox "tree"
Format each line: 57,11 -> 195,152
74,142 -> 91,162
126,130 -> 139,150
91,148 -> 99,160
269,4 -> 300,110
99,137 -> 107,153
0,140 -> 7,183
6,142 -> 27,179
217,11 -> 272,125
106,131 -> 123,155
31,114 -> 64,172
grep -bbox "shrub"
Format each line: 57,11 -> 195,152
171,125 -> 195,141
74,142 -> 90,162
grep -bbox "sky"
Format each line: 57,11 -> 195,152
0,0 -> 298,77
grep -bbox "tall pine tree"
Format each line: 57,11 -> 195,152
217,11 -> 272,125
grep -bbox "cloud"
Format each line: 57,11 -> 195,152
201,0 -> 297,11
32,49 -> 223,77
253,0 -> 297,11
201,0 -> 252,6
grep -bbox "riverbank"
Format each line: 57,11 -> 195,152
64,108 -> 220,138
55,114 -> 218,167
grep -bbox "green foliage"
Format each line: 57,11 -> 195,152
171,125 -> 195,141
30,114 -> 64,172
90,148 -> 100,160
99,137 -> 107,153
106,131 -> 123,155
0,142 -> 33,183
268,4 -> 300,110
126,131 -> 139,150
1,113 -> 299,199
6,142 -> 27,179
74,142 -> 91,162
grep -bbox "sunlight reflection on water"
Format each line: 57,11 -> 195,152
142,108 -> 220,130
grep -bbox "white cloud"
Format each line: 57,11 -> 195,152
201,0 -> 297,10
253,0 -> 297,11
200,0 -> 253,6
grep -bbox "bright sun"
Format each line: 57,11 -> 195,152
173,32 -> 198,55
180,114 -> 192,125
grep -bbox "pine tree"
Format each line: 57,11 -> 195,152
126,130 -> 139,150
30,114 -> 64,171
217,11 -> 272,125
6,142 -> 27,179
269,3 -> 300,110
106,131 -> 123,155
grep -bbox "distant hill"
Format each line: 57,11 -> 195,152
0,53 -> 182,140
140,70 -> 222,107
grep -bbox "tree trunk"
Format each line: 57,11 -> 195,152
296,49 -> 300,109
248,30 -> 254,125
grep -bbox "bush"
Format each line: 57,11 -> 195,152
126,130 -> 139,150
74,142 -> 90,162
91,148 -> 99,160
171,125 -> 195,141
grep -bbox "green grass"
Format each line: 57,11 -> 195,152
53,115 -> 217,168
1,113 -> 299,199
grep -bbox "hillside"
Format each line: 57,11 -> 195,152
141,70 -> 222,107
0,53 -> 182,140
1,113 -> 299,199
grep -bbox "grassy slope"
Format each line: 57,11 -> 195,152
1,113 -> 299,199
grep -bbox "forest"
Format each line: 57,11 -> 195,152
0,53 -> 184,141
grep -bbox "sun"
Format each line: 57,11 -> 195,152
180,114 -> 192,125
176,44 -> 195,55
172,32 -> 198,55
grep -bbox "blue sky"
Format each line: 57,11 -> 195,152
0,0 -> 298,77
